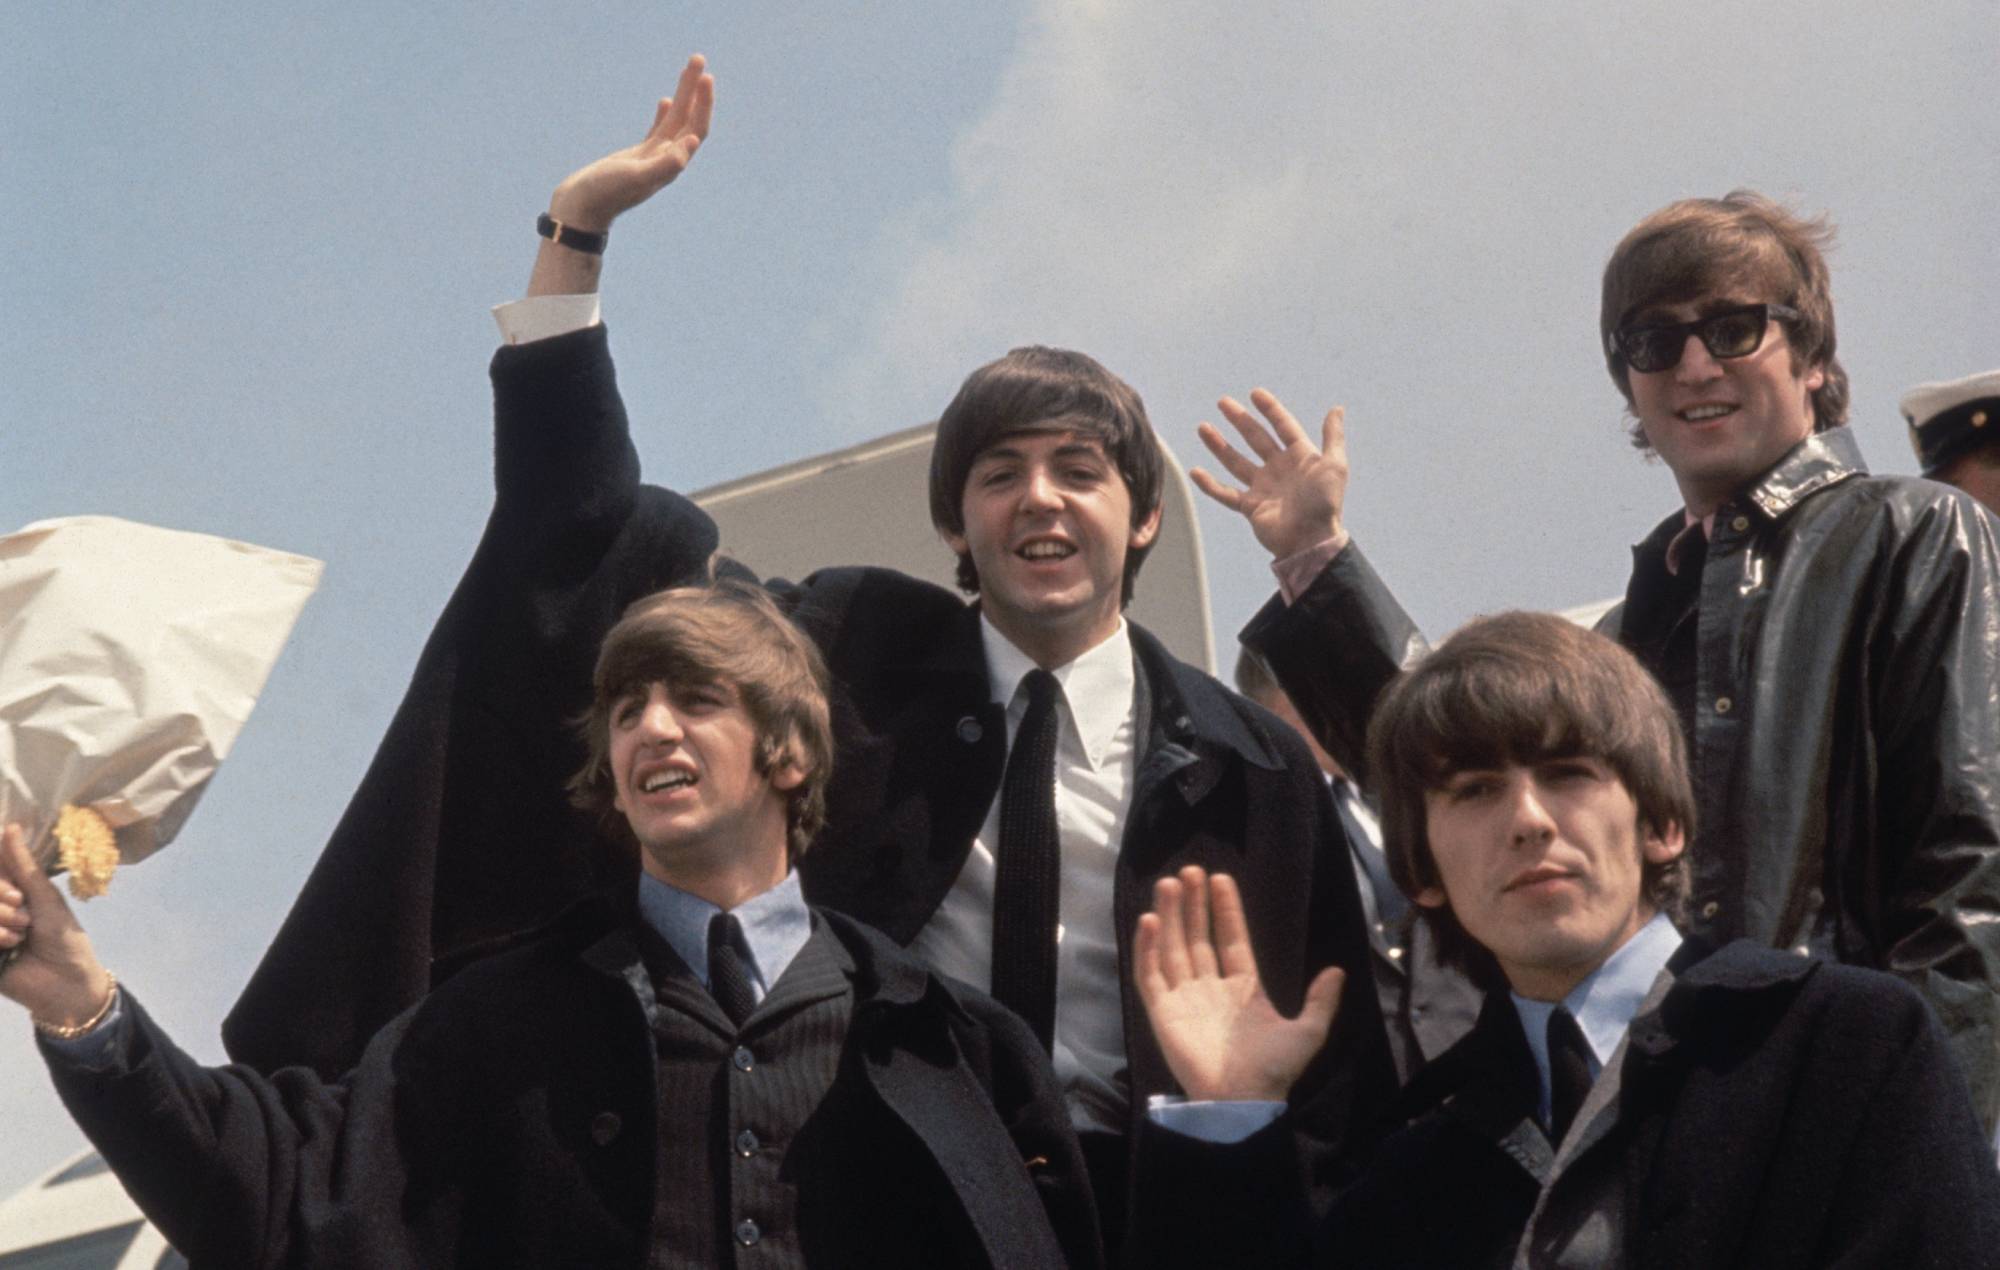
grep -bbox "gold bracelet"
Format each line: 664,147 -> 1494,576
33,973 -> 118,1040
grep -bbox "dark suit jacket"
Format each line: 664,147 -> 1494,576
52,900 -> 1101,1270
224,322 -> 1394,1222
1134,941 -> 2000,1269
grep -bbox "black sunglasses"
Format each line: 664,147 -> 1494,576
1610,303 -> 1802,374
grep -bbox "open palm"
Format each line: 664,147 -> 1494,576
549,54 -> 716,230
1135,866 -> 1344,1102
1190,388 -> 1352,561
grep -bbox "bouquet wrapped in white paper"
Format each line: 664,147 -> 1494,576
0,516 -> 321,903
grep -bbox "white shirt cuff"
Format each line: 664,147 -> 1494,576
492,294 -> 601,345
1144,1093 -> 1285,1144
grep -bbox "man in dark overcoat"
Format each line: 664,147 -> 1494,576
1,580 -> 1102,1269
219,56 -> 1392,1253
1128,613 -> 2000,1269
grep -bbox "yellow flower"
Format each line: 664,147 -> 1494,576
55,805 -> 119,900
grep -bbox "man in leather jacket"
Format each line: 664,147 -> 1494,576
1190,192 -> 2000,1130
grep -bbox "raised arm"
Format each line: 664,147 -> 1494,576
1127,866 -> 1343,1269
1196,388 -> 1429,786
224,68 -> 727,1079
526,53 -> 715,298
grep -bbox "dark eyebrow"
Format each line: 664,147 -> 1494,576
970,429 -> 1109,468
1050,441 -> 1110,462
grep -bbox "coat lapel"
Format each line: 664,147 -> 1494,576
833,914 -> 1074,1270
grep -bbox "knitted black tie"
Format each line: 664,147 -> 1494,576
1548,1006 -> 1594,1145
707,912 -> 757,1028
991,668 -> 1063,1052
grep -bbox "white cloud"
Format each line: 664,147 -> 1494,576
818,0 -> 1996,631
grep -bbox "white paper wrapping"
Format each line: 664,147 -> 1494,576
0,516 -> 322,885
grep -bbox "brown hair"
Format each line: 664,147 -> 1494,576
928,345 -> 1165,605
1367,611 -> 1694,977
1601,191 -> 1849,447
569,579 -> 833,861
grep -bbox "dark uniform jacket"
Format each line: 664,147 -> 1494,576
1243,428 -> 2000,1126
223,324 -> 1394,1218
51,900 -> 1102,1269
1133,941 -> 2000,1269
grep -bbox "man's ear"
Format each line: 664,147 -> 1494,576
768,756 -> 808,793
1804,362 -> 1826,394
1641,819 -> 1687,865
1129,503 -> 1163,552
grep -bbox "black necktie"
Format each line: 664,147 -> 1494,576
1547,1006 -> 1594,1145
991,668 -> 1062,1052
707,912 -> 757,1028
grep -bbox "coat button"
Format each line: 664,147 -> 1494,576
957,716 -> 983,743
735,1218 -> 762,1247
1714,697 -> 1732,714
590,1112 -> 622,1146
1974,410 -> 1989,428
732,1046 -> 755,1072
1701,900 -> 1720,920
1730,515 -> 1750,532
735,1128 -> 760,1157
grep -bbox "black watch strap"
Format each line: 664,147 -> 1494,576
537,212 -> 608,256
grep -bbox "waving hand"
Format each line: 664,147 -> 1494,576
1191,389 -> 1353,560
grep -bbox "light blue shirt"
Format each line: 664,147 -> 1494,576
1510,911 -> 1682,1129
637,868 -> 814,1004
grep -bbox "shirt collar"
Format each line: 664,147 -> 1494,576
979,614 -> 1136,770
1512,910 -> 1682,1118
635,868 -> 813,993
1662,511 -> 1713,577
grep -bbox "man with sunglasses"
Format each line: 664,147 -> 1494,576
1200,191 -> 2000,1129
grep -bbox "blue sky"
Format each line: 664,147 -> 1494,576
4,0 -> 1995,1200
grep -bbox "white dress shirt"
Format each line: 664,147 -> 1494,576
908,615 -> 1141,1134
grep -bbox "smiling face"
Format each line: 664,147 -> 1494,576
1415,757 -> 1686,1001
608,678 -> 802,899
1625,295 -> 1825,518
944,427 -> 1162,667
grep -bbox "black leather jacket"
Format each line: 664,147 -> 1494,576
1244,428 -> 2000,1128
